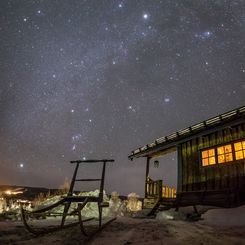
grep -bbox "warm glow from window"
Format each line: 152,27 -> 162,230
217,144 -> 233,163
201,148 -> 216,166
234,141 -> 245,160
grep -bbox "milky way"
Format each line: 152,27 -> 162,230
0,0 -> 245,195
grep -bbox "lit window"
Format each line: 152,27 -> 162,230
217,144 -> 233,163
201,148 -> 216,166
234,140 -> 245,160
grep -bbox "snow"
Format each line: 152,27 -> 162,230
200,205 -> 245,226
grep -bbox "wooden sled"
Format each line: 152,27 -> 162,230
21,159 -> 116,235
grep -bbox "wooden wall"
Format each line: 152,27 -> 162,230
180,122 -> 245,193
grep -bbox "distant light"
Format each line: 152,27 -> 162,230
23,18 -> 27,22
5,190 -> 23,195
71,109 -> 75,113
164,97 -> 170,103
143,13 -> 148,20
20,163 -> 24,168
118,3 -> 122,8
82,157 -> 86,160
5,190 -> 12,195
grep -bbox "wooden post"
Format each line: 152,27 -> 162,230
177,145 -> 182,193
145,157 -> 151,198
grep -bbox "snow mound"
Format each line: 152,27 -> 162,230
34,189 -> 109,218
33,190 -> 142,219
200,205 -> 245,227
156,208 -> 186,221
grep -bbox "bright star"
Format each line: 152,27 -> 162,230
20,163 -> 24,168
203,31 -> 212,37
71,109 -> 75,113
143,13 -> 148,19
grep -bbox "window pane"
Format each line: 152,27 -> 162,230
217,146 -> 224,155
202,150 -> 208,158
218,155 -> 225,163
224,145 -> 232,153
208,149 -> 215,157
234,142 -> 242,151
242,141 -> 245,149
225,153 -> 233,162
209,157 -> 216,165
236,151 -> 244,160
202,158 -> 209,166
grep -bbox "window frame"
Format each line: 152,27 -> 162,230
233,140 -> 245,160
199,138 -> 245,168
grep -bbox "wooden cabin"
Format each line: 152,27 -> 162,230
129,106 -> 245,210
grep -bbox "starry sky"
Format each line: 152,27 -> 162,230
0,0 -> 245,196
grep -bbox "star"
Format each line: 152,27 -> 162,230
143,13 -> 149,20
195,31 -> 213,40
203,31 -> 212,38
20,163 -> 24,168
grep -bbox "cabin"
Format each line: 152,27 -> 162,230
129,106 -> 245,211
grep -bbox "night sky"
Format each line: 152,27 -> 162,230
0,0 -> 245,196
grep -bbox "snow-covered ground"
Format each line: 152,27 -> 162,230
1,192 -> 245,244
1,214 -> 245,245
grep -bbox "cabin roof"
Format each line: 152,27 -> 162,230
129,106 -> 245,160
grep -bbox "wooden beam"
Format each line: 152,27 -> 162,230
177,145 -> 182,192
145,157 -> 151,198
